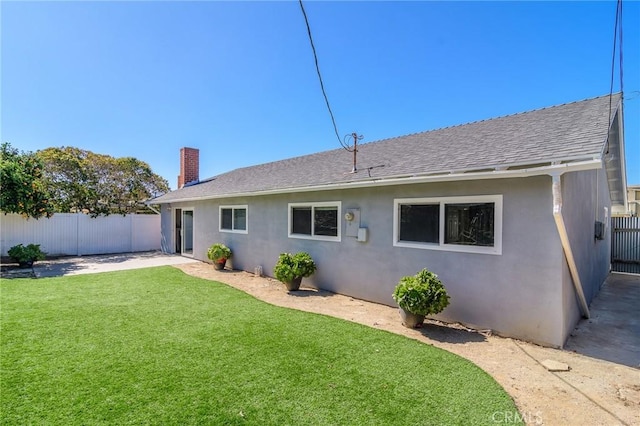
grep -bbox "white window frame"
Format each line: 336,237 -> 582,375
219,205 -> 248,234
288,201 -> 342,242
393,195 -> 502,255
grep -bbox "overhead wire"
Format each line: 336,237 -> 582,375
607,0 -> 623,130
605,0 -> 624,159
619,0 -> 624,97
298,0 -> 354,152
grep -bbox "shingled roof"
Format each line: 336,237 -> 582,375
152,93 -> 624,204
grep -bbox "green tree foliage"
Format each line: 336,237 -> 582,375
0,142 -> 54,219
37,147 -> 169,217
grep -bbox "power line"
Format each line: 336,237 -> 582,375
619,0 -> 624,97
298,0 -> 353,152
607,0 -> 623,130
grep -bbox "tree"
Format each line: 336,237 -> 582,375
108,156 -> 171,215
37,147 -> 169,217
0,142 -> 54,219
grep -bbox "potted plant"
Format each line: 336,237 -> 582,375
273,252 -> 317,291
7,243 -> 47,268
392,268 -> 450,328
207,243 -> 232,270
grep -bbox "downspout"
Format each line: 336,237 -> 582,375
551,173 -> 590,318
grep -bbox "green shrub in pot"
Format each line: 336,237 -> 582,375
392,268 -> 450,328
273,252 -> 316,291
207,243 -> 232,270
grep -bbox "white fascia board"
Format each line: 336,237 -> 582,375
616,99 -> 628,209
156,159 -> 603,204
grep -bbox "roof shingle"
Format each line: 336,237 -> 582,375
153,93 -> 620,203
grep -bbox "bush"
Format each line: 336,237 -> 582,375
7,243 -> 46,264
392,268 -> 450,316
273,252 -> 316,282
207,243 -> 232,262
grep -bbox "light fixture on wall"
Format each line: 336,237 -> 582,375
344,211 -> 355,221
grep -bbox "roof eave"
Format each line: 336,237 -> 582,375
602,98 -> 628,213
152,159 -> 602,204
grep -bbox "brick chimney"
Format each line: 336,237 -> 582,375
178,147 -> 199,188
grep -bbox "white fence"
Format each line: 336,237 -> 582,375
0,213 -> 160,257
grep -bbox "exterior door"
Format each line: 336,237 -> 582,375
182,210 -> 194,256
175,209 -> 182,254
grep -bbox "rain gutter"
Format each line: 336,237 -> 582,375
151,159 -> 602,205
146,204 -> 161,215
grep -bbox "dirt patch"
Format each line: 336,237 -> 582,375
175,262 -> 639,426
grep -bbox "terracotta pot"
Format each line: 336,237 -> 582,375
213,259 -> 227,270
399,307 -> 425,328
284,276 -> 302,291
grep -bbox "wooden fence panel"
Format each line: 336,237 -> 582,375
0,213 -> 160,257
611,216 -> 640,274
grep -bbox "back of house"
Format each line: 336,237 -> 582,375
151,94 -> 627,347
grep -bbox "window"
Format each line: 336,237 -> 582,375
399,204 -> 439,243
394,195 -> 502,255
219,205 -> 248,233
288,202 -> 341,241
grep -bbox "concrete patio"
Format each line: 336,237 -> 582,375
565,272 -> 640,368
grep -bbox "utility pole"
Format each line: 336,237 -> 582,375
351,132 -> 363,173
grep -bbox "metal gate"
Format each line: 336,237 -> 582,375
611,216 -> 640,274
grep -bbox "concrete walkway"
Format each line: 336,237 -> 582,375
1,251 -> 199,279
565,272 -> 640,368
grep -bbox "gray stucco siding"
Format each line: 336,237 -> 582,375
558,167 -> 612,343
161,175 -> 575,346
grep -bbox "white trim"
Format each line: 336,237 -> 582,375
615,101 -> 628,211
147,205 -> 161,215
393,195 -> 503,255
219,205 -> 248,234
288,201 -> 342,242
153,160 -> 602,205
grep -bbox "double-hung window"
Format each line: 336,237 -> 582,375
288,202 -> 341,241
219,205 -> 248,234
394,195 -> 502,254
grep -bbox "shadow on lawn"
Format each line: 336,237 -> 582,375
419,321 -> 488,344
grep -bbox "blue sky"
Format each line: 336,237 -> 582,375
2,1 -> 638,190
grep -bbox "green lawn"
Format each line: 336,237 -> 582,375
1,267 -> 520,425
